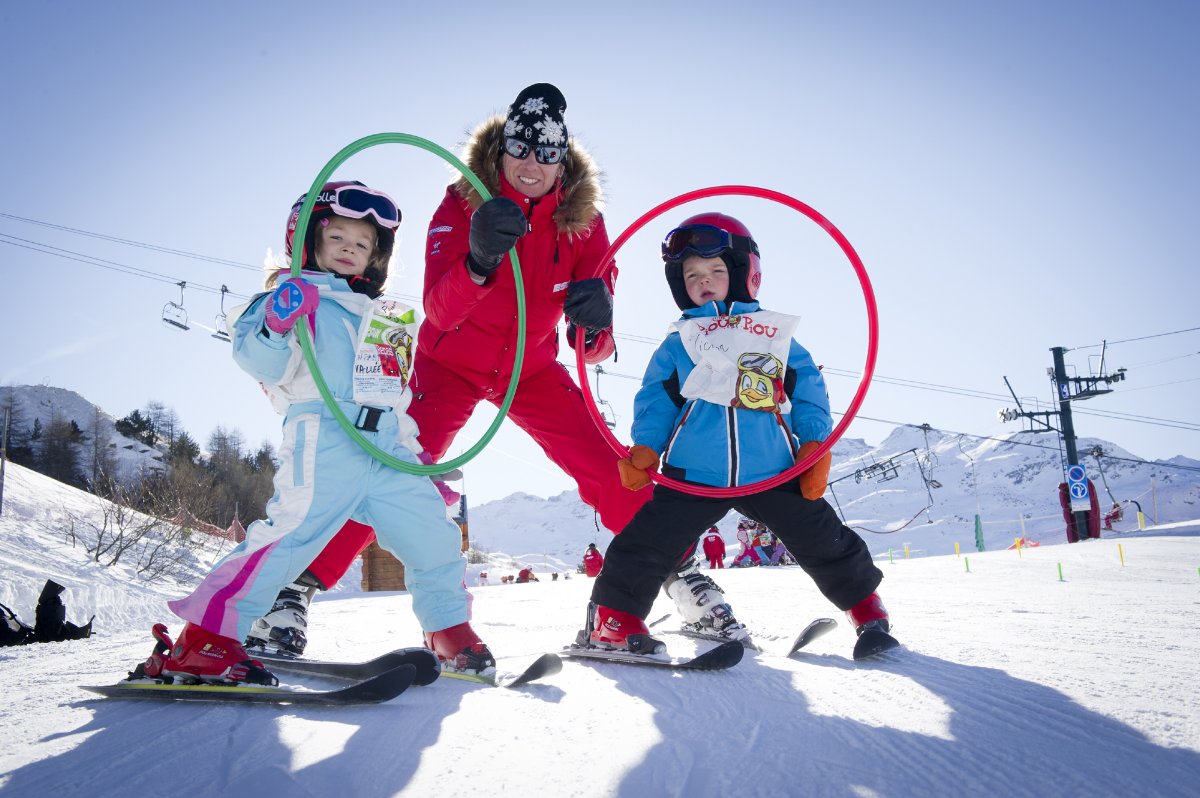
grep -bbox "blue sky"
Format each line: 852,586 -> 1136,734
2,1 -> 1197,504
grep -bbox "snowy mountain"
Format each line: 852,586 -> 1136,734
466,424 -> 1200,578
2,384 -> 166,484
5,381 -> 1198,580
1,460 -> 1199,797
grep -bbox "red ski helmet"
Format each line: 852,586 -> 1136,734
284,180 -> 400,270
662,212 -> 761,310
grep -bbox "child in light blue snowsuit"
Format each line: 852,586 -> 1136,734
162,181 -> 490,683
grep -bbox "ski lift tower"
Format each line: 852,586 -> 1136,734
999,343 -> 1127,543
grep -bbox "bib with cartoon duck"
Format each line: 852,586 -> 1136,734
353,299 -> 417,407
671,309 -> 800,414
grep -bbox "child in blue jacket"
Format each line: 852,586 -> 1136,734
581,212 -> 890,653
149,181 -> 492,684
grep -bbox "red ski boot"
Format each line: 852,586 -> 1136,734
845,593 -> 890,636
586,603 -> 665,655
143,623 -> 278,685
845,593 -> 899,660
424,622 -> 496,675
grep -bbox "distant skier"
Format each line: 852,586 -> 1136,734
579,213 -> 891,654
1,579 -> 92,646
731,520 -> 762,567
33,579 -> 94,642
516,567 -> 539,583
583,543 -> 604,577
768,537 -> 793,566
701,527 -> 726,569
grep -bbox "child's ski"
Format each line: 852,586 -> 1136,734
647,613 -> 758,650
439,652 -> 563,688
657,627 -> 759,651
787,617 -> 839,656
251,646 -> 441,686
562,639 -> 744,671
81,663 -> 417,706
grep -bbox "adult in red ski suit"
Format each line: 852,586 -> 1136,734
583,543 -> 604,577
701,528 -> 726,569
300,83 -> 651,591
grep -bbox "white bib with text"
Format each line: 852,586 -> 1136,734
671,310 -> 800,413
353,300 -> 418,408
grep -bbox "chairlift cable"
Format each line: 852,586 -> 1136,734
1072,326 -> 1200,351
1088,446 -> 1122,507
0,211 -> 259,270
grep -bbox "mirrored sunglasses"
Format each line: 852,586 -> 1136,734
504,137 -> 566,165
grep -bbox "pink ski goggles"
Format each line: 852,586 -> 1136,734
319,185 -> 402,229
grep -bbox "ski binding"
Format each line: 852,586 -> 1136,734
439,652 -> 563,688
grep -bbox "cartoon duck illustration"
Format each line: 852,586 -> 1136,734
382,325 -> 414,384
732,352 -> 784,411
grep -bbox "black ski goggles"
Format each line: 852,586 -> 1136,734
662,224 -> 759,262
504,137 -> 567,165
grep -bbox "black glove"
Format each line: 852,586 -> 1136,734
467,197 -> 527,278
566,321 -> 600,348
563,278 -> 613,331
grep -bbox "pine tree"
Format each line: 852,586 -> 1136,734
166,431 -> 201,466
37,412 -> 85,488
0,388 -> 34,467
87,404 -> 120,495
115,409 -> 157,447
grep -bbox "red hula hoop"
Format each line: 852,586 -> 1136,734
574,185 -> 879,499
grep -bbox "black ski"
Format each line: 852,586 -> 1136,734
562,639 -> 744,671
787,617 -> 839,656
252,646 -> 441,686
81,664 -> 417,706
439,652 -> 563,688
852,628 -> 901,661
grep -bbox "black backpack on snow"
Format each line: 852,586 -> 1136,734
0,601 -> 34,647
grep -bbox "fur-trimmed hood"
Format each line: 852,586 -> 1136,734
452,115 -> 604,237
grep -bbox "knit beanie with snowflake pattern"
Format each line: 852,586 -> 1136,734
504,83 -> 569,146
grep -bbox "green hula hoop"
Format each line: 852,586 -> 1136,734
288,132 -> 526,476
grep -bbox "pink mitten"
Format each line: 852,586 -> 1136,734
264,278 -> 319,335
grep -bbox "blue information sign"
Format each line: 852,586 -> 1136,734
1066,463 -> 1090,509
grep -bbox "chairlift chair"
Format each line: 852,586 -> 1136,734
593,365 -> 618,430
597,399 -> 617,430
211,285 -> 231,342
161,281 -> 190,331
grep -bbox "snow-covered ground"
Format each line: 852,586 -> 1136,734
2,462 -> 1199,797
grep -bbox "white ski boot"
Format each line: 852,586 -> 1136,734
244,573 -> 319,656
663,558 -> 751,645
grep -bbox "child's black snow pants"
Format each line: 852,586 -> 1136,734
591,481 -> 883,618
